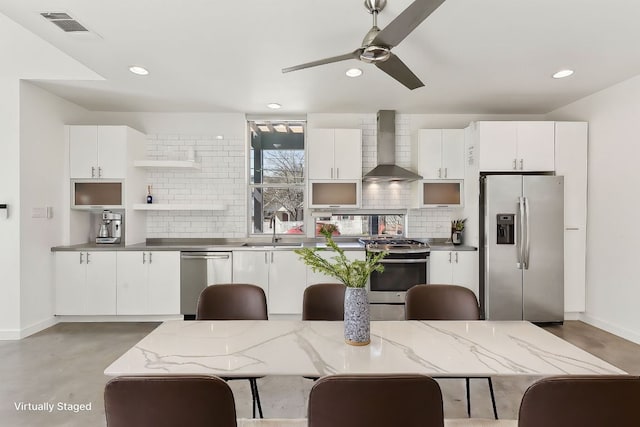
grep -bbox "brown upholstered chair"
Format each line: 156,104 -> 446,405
518,375 -> 640,427
104,375 -> 237,427
308,374 -> 444,427
405,284 -> 498,419
196,283 -> 268,418
302,283 -> 346,321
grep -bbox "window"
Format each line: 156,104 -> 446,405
248,120 -> 305,235
313,214 -> 405,237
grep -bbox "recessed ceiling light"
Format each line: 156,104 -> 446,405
267,103 -> 282,109
129,66 -> 149,76
346,68 -> 363,77
552,69 -> 574,79
216,135 -> 224,140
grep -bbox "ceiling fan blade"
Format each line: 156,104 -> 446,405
282,51 -> 360,73
375,53 -> 424,90
373,0 -> 446,48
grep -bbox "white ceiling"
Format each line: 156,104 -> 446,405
2,0 -> 640,114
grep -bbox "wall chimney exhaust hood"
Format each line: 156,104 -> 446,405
363,110 -> 422,182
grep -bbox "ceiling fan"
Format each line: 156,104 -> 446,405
282,0 -> 446,90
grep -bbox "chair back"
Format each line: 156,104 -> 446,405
197,284 -> 268,320
104,375 -> 237,427
302,283 -> 346,320
518,375 -> 640,427
308,374 -> 444,427
405,284 -> 480,320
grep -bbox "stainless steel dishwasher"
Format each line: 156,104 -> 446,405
180,251 -> 233,318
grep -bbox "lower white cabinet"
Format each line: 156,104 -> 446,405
429,250 -> 478,297
232,250 -> 307,315
55,251 -> 117,315
116,251 -> 180,315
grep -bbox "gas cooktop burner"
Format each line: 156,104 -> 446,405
359,237 -> 430,253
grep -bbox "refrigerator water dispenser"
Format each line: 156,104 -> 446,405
496,214 -> 515,244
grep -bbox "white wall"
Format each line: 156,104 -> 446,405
19,82 -> 92,334
547,73 -> 640,344
0,79 -> 22,337
0,12 -> 101,339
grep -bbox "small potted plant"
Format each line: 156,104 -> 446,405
295,229 -> 387,346
451,218 -> 466,245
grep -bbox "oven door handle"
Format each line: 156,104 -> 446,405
378,259 -> 429,264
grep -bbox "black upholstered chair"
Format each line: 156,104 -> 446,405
405,284 -> 498,419
518,375 -> 640,427
302,283 -> 346,321
104,375 -> 237,427
196,283 -> 267,418
308,374 -> 444,427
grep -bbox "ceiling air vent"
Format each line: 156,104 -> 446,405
41,12 -> 88,32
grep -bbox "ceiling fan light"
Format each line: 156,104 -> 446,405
552,69 -> 574,79
360,45 -> 390,63
346,68 -> 363,77
267,103 -> 282,109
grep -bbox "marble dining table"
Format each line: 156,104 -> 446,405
104,320 -> 625,377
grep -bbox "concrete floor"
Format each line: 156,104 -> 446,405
1,321 -> 638,427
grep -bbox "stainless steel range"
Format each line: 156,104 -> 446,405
360,237 -> 430,304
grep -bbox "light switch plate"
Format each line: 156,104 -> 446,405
0,204 -> 7,219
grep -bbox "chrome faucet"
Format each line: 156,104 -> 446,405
270,216 -> 280,243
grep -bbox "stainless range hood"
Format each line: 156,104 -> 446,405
363,110 -> 423,182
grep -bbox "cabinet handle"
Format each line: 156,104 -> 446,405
519,159 -> 524,170
455,252 -> 459,263
330,167 -> 333,178
86,253 -> 91,264
336,168 -> 339,179
143,252 -> 146,264
79,252 -> 84,264
91,166 -> 95,178
438,168 -> 442,178
448,252 -> 452,263
512,159 -> 517,170
264,252 -> 268,264
271,252 -> 274,263
148,252 -> 152,264
444,167 -> 448,178
98,166 -> 103,177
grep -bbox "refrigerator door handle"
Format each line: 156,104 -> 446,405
523,196 -> 531,269
517,197 -> 524,269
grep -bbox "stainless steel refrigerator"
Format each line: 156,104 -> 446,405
480,175 -> 564,322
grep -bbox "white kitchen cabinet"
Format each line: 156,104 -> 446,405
232,250 -> 307,315
69,126 -> 128,179
308,128 -> 362,180
555,122 -> 588,313
55,251 -> 117,315
269,251 -> 308,314
415,129 -> 465,179
477,121 -> 555,172
116,251 -> 180,315
306,250 -> 366,285
429,250 -> 478,297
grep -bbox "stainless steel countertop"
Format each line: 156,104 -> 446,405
51,237 -> 476,252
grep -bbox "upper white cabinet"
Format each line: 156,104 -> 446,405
69,126 -> 129,179
308,129 -> 362,180
55,251 -> 117,315
415,129 -> 465,179
477,121 -> 555,172
555,122 -> 588,313
429,250 -> 478,297
116,251 -> 181,315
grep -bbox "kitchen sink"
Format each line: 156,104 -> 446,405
242,242 -> 303,248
